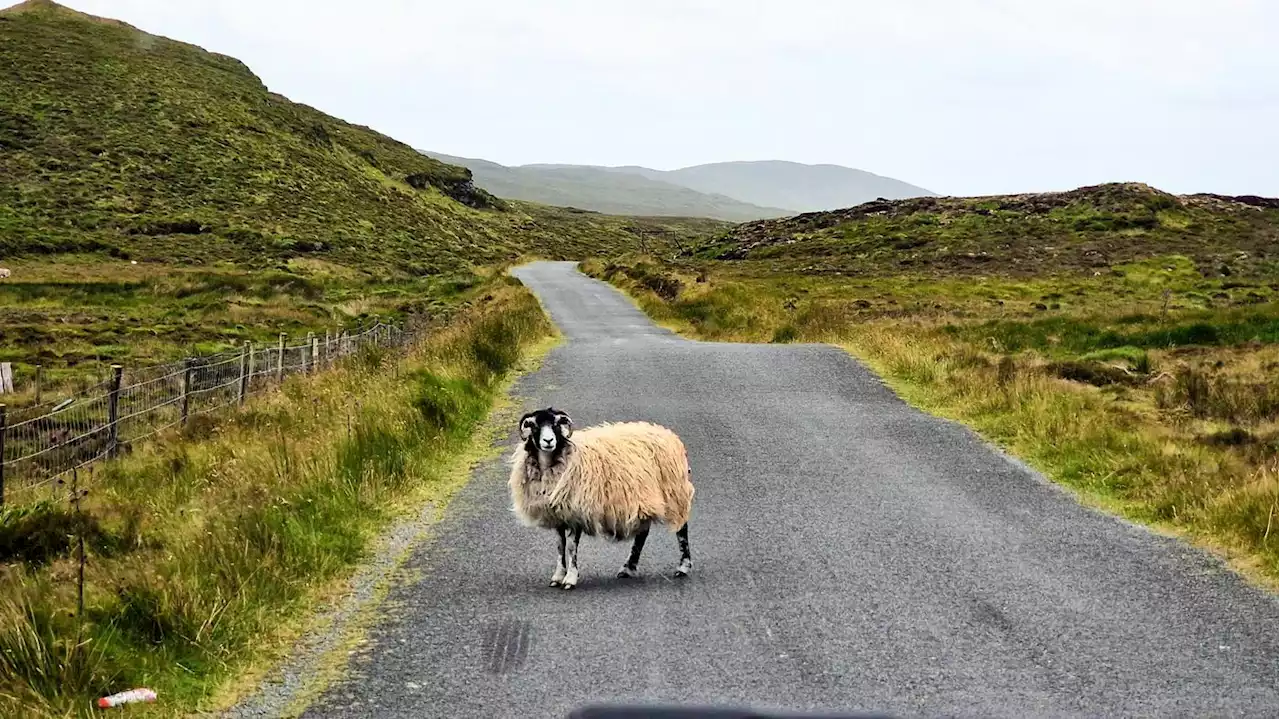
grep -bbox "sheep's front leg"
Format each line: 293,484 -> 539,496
549,526 -> 567,587
562,527 -> 582,590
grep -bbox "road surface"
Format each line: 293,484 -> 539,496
303,261 -> 1277,718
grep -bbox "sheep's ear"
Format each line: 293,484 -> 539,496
554,412 -> 573,438
518,413 -> 536,441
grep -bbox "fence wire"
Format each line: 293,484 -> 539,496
1,322 -> 403,503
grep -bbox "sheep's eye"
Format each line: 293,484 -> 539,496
555,415 -> 570,425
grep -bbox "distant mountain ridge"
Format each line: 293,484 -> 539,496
423,152 -> 792,222
420,153 -> 935,221
652,160 -> 937,214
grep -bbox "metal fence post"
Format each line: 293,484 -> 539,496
181,357 -> 194,426
238,342 -> 250,405
0,403 -> 6,506
277,333 -> 286,382
107,365 -> 123,457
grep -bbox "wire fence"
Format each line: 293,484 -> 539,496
0,321 -> 408,505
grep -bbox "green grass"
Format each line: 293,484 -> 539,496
0,280 -> 555,717
586,256 -> 1279,587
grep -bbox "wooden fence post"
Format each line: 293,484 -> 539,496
238,342 -> 251,405
0,403 -> 6,506
107,365 -> 123,457
309,332 -> 319,374
180,358 -> 194,426
277,333 -> 286,382
324,330 -> 332,369
34,365 -> 42,405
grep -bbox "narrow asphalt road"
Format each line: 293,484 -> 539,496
303,261 -> 1277,719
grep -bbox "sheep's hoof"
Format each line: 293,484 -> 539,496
616,566 -> 637,579
561,582 -> 576,591
549,580 -> 562,588
672,569 -> 688,579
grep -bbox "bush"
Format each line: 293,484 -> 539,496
997,356 -> 1016,387
409,371 -> 485,434
1079,346 -> 1153,374
0,501 -> 107,566
468,318 -> 524,379
771,325 -> 799,343
1156,366 -> 1279,422
1048,360 -> 1136,387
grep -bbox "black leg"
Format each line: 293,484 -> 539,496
674,524 -> 692,578
550,526 -> 567,587
562,527 -> 582,589
617,522 -> 650,578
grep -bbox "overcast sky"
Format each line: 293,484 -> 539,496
50,0 -> 1280,196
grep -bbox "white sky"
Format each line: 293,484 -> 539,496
42,1 -> 1280,196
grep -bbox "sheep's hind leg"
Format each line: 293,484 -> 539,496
549,526 -> 567,587
617,522 -> 650,578
673,524 -> 692,578
562,528 -> 582,590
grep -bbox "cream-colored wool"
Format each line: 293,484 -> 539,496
509,421 -> 693,539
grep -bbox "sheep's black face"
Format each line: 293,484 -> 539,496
519,407 -> 573,454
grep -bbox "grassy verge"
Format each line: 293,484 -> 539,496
0,278 -> 554,717
584,257 -> 1279,587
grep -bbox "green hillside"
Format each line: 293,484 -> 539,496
0,0 -> 725,394
0,0 -> 724,269
696,182 -> 1278,278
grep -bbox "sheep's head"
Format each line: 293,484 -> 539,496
519,407 -> 573,454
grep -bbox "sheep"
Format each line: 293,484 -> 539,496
508,407 -> 694,590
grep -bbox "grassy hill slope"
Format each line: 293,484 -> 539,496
421,151 -> 792,221
0,0 -> 725,394
696,182 -> 1278,278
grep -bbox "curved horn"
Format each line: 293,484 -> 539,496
554,411 -> 573,438
518,412 -> 537,441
